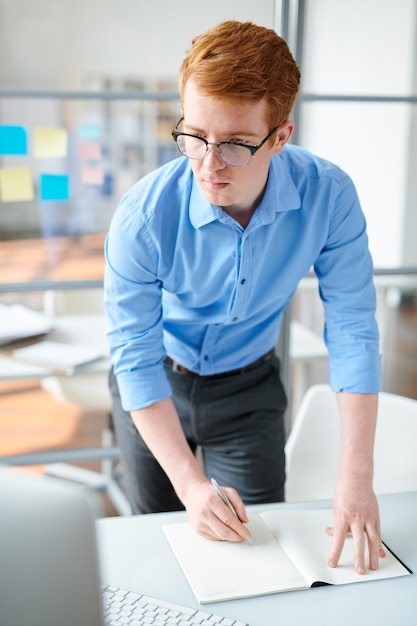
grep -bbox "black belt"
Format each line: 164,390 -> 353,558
164,349 -> 275,380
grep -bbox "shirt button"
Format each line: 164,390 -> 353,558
203,355 -> 209,361
240,279 -> 246,285
232,317 -> 238,322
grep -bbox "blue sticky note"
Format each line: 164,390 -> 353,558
0,125 -> 28,155
40,173 -> 70,201
78,124 -> 101,141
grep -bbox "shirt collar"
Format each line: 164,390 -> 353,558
257,155 -> 301,225
189,152 -> 301,229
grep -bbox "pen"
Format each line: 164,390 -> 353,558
211,478 -> 253,544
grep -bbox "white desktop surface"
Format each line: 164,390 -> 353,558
96,492 -> 416,626
0,314 -> 109,381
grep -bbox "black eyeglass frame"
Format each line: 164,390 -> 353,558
171,118 -> 279,167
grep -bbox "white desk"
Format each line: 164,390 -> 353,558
0,313 -> 327,425
0,314 -> 110,381
96,492 -> 416,626
0,313 -> 131,514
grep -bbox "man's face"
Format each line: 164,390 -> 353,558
182,79 -> 291,223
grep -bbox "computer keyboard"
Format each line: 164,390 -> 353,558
102,584 -> 249,626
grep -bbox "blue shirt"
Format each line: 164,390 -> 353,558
104,144 -> 381,411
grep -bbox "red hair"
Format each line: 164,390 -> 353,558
179,21 -> 301,128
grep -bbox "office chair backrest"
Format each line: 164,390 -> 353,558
42,287 -> 111,411
285,384 -> 417,501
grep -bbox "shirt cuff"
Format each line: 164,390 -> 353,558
329,352 -> 382,393
115,363 -> 173,411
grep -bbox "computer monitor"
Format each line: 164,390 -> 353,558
0,469 -> 104,626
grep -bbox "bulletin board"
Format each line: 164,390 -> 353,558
0,88 -> 180,242
0,88 -> 179,296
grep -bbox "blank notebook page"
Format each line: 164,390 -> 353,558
163,515 -> 307,603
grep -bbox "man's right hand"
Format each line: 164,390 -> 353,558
183,479 -> 252,543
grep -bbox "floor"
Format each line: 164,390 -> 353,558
1,295 -> 416,518
380,296 -> 417,399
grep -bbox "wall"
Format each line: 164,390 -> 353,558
403,4 -> 417,267
0,0 -> 275,90
0,0 -> 276,237
298,0 -> 417,268
0,0 -> 416,268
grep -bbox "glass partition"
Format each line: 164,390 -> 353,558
0,90 -> 180,297
297,0 -> 417,268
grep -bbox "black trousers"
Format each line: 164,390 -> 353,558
109,352 -> 287,514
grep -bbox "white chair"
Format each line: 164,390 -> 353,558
42,289 -> 112,411
285,384 -> 417,502
41,288 -> 131,516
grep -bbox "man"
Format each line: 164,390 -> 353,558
104,20 -> 385,574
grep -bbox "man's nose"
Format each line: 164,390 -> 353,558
204,144 -> 226,168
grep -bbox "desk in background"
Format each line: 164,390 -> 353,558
0,314 -> 109,382
0,313 -> 131,515
96,492 -> 417,626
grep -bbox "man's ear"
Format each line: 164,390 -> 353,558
272,121 -> 295,154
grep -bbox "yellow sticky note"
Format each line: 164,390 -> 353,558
34,127 -> 68,158
0,168 -> 34,202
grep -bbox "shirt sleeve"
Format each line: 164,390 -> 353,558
314,173 -> 381,393
103,192 -> 172,412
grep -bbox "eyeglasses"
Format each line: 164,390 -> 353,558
171,119 -> 279,168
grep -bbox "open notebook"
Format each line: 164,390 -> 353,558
163,508 -> 412,604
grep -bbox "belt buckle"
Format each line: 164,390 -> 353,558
172,360 -> 182,373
